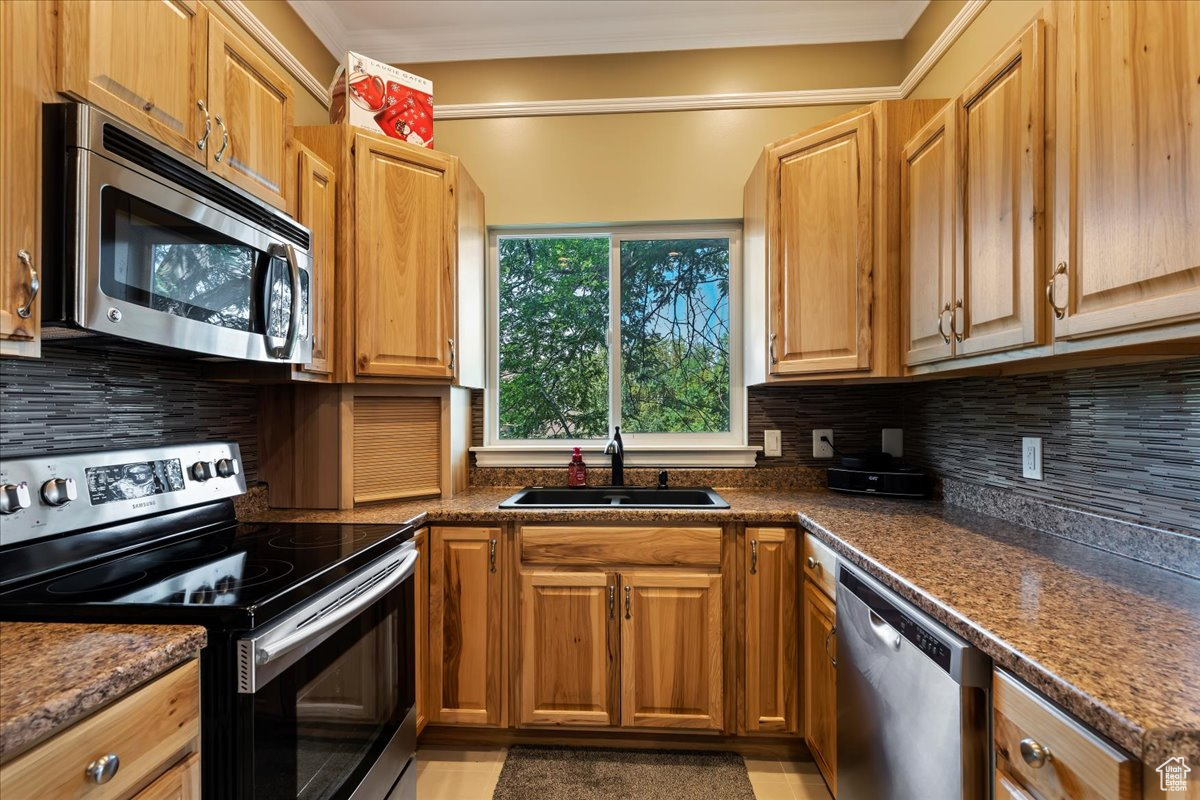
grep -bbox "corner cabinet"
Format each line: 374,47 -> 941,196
744,100 -> 945,382
295,126 -> 485,383
1048,0 -> 1200,347
58,0 -> 294,210
744,527 -> 798,733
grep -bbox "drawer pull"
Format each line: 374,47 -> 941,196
806,556 -> 819,571
85,753 -> 120,784
1019,738 -> 1052,768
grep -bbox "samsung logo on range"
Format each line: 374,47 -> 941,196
130,500 -> 158,510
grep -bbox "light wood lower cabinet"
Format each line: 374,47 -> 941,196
802,580 -> 837,795
415,529 -> 429,735
429,526 -> 503,726
135,753 -> 200,800
744,527 -> 798,733
517,570 -> 617,727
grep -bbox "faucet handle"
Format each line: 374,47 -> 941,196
658,470 -> 668,489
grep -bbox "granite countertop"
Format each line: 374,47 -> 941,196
250,485 -> 1200,764
0,623 -> 207,763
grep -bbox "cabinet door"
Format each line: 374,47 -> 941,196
770,111 -> 874,375
1051,0 -> 1200,340
956,19 -> 1045,357
206,18 -> 293,210
295,146 -> 336,379
135,753 -> 201,800
745,528 -> 797,733
429,527 -> 502,725
620,571 -> 723,730
901,103 -> 957,366
518,570 -> 617,727
802,581 -> 837,794
0,0 -> 43,355
354,133 -> 456,379
58,0 -> 207,163
414,530 -> 428,735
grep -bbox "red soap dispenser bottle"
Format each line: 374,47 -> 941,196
568,447 -> 587,487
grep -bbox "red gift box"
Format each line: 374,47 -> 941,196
329,51 -> 434,148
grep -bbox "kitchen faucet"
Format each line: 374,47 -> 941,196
605,427 -> 625,486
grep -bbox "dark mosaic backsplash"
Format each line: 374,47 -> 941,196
0,344 -> 260,480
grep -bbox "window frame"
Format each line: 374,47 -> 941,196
480,223 -> 751,467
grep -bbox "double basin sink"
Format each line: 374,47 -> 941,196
499,486 -> 729,509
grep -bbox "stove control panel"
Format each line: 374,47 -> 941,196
0,442 -> 247,548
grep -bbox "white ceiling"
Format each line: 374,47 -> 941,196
289,0 -> 931,65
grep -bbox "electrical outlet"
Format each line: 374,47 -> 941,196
882,428 -> 903,458
1022,437 -> 1043,480
763,430 -> 782,458
813,429 -> 834,459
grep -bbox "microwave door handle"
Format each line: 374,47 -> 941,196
254,548 -> 418,669
265,243 -> 301,359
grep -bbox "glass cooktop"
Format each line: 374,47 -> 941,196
0,521 -> 412,629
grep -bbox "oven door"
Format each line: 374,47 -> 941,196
65,117 -> 313,363
238,544 -> 417,800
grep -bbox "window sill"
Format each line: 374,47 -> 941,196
471,445 -> 761,468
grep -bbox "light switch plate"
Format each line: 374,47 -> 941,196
763,430 -> 782,457
1022,437 -> 1043,480
813,429 -> 834,459
882,428 -> 903,458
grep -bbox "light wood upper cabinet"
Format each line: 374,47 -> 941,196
429,526 -> 502,726
518,570 -> 617,727
744,528 -> 798,734
294,146 -> 336,379
0,0 -> 46,357
58,0 -> 208,164
205,17 -> 293,209
354,133 -> 456,379
620,571 -> 723,731
901,104 -> 957,366
1050,0 -> 1200,342
802,580 -> 837,795
956,19 -> 1045,357
770,110 -> 874,375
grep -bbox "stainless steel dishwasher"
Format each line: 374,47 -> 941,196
836,562 -> 992,800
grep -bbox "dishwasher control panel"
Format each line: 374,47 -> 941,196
840,568 -> 952,672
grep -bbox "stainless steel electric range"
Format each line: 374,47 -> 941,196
0,442 -> 417,800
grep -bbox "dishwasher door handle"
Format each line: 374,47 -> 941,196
869,609 -> 902,650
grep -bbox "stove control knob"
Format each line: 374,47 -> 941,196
0,482 -> 32,514
215,458 -> 240,478
190,461 -> 215,482
40,477 -> 78,507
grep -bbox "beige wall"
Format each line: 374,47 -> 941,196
910,0 -> 1045,98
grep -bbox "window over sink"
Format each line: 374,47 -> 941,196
479,224 -> 753,467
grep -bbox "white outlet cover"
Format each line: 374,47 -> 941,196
813,429 -> 834,459
763,429 -> 782,458
1022,436 -> 1043,480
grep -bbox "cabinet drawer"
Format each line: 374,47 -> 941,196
0,660 -> 200,800
993,670 -> 1139,800
802,532 -> 837,598
521,526 -> 722,567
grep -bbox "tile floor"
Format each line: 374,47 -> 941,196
416,747 -> 834,800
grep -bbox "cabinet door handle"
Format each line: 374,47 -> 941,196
84,753 -> 120,784
769,332 -> 778,364
624,585 -> 631,620
937,302 -> 951,344
806,556 -> 820,571
824,624 -> 837,667
488,539 -> 496,573
448,338 -> 456,371
214,115 -> 230,163
750,539 -> 758,575
15,250 -> 39,319
608,585 -> 615,619
951,298 -> 964,343
1046,262 -> 1068,320
196,100 -> 212,151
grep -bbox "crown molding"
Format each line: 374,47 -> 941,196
286,0 -> 349,62
432,0 -> 987,120
217,0 -> 331,108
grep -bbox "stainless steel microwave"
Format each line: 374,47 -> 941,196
42,103 -> 313,363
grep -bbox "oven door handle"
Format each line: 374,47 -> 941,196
253,548 -> 417,670
264,242 -> 301,360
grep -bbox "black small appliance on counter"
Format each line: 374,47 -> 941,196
826,451 -> 931,498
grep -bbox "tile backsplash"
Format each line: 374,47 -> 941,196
0,344 -> 260,479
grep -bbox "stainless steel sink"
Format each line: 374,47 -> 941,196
498,486 -> 729,509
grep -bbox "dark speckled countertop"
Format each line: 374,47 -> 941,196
0,623 -> 207,762
250,486 -> 1200,765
